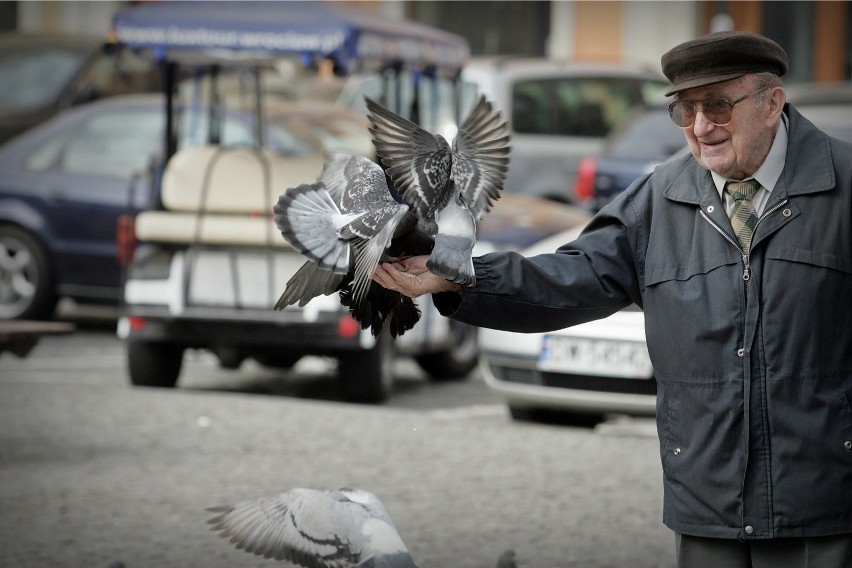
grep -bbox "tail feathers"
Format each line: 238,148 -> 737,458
339,281 -> 422,338
427,233 -> 476,286
275,260 -> 345,310
274,182 -> 351,274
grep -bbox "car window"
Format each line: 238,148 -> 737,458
177,110 -> 315,156
72,48 -> 159,100
25,134 -> 69,171
511,77 -> 667,138
60,110 -> 163,178
0,46 -> 90,108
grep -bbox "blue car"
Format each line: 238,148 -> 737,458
573,104 -> 685,212
0,94 -> 316,320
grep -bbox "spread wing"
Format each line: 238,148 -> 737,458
451,95 -> 511,219
366,97 -> 452,218
348,203 -> 409,306
207,488 -> 413,568
207,488 -> 368,568
320,153 -> 411,304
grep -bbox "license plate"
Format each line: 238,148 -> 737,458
537,335 -> 653,378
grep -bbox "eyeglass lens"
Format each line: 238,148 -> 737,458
669,99 -> 735,128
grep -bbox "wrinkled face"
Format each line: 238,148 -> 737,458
678,76 -> 784,180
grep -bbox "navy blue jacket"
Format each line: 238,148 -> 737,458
436,104 -> 852,539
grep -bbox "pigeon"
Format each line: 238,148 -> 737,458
366,95 -> 510,286
207,487 -> 519,568
273,152 -> 435,338
207,488 -> 418,568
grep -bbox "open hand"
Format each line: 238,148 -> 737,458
372,256 -> 461,298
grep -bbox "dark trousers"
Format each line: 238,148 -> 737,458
676,533 -> 852,568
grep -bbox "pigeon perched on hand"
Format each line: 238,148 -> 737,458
366,95 -> 510,286
207,487 -> 519,568
273,152 -> 434,337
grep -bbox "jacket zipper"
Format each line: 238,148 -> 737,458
699,199 -> 788,302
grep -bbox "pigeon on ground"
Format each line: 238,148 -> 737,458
273,152 -> 434,337
207,487 -> 518,568
366,95 -> 510,286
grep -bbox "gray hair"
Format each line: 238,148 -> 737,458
752,72 -> 784,104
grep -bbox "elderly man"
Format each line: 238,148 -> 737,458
374,31 -> 852,567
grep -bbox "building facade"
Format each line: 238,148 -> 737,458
5,1 -> 851,84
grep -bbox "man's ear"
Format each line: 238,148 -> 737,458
767,86 -> 787,121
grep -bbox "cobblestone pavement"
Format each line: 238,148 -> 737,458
0,332 -> 673,568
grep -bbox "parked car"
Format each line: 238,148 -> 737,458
573,103 -> 684,212
0,33 -> 160,144
462,57 -> 668,204
0,94 -> 317,320
479,226 -> 656,421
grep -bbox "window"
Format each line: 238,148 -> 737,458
511,77 -> 667,138
61,110 -> 163,178
0,46 -> 90,108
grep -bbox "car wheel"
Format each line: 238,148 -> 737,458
338,330 -> 394,404
127,340 -> 184,388
415,322 -> 479,381
0,225 -> 57,320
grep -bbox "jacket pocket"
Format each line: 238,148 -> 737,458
658,385 -> 744,527
761,247 -> 852,378
768,385 -> 852,529
765,247 -> 852,274
643,255 -> 742,384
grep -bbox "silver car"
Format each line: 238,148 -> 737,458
479,227 -> 656,420
462,57 -> 668,204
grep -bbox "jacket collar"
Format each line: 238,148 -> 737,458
664,104 -> 836,205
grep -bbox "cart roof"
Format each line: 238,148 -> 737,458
112,1 -> 470,73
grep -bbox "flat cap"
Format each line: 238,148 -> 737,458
662,31 -> 788,96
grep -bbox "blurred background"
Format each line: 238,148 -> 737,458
3,0 -> 851,82
2,0 -> 851,411
1,8 -> 851,564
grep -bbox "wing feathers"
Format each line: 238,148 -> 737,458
274,153 -> 426,336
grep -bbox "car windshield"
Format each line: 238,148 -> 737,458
24,102 -> 317,179
511,77 -> 668,138
0,45 -> 91,108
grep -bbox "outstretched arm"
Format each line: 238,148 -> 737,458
372,256 -> 461,298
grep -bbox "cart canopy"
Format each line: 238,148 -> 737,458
112,1 -> 469,74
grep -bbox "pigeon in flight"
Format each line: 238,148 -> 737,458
366,95 -> 510,286
207,487 -> 519,568
273,152 -> 434,337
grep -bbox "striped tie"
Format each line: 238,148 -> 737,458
724,179 -> 760,254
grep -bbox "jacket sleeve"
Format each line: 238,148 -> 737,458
433,179 -> 648,333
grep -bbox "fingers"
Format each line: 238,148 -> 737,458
372,260 -> 462,298
397,255 -> 430,275
373,263 -> 420,298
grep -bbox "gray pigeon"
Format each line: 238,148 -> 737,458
207,487 -> 519,568
273,152 -> 434,337
207,487 -> 419,567
366,95 -> 510,286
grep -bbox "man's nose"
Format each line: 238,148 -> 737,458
691,110 -> 716,135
